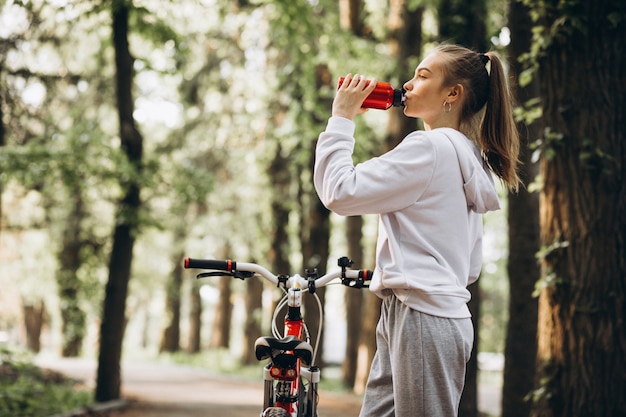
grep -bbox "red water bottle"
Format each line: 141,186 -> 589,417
338,77 -> 405,110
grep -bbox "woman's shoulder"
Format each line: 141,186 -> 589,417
429,128 -> 479,154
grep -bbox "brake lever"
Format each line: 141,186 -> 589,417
196,271 -> 254,280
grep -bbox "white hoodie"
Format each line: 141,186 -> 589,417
314,117 -> 501,318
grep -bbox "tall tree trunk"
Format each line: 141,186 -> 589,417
300,194 -> 329,363
160,251 -> 183,353
532,1 -> 626,416
437,0 -> 487,50
95,2 -> 143,402
460,281 -> 480,417
268,142 -> 292,337
342,215 -> 364,388
0,83 -> 4,233
22,302 -> 45,353
339,0 -> 367,37
160,220 -> 188,353
354,278 -> 381,394
187,277 -> 202,353
502,1 -> 541,416
386,0 -> 421,150
296,64 -> 333,364
241,274 -> 263,365
57,191 -> 87,357
209,275 -> 232,348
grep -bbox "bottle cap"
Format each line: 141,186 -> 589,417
393,89 -> 405,107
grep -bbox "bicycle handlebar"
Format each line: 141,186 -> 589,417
184,257 -> 372,289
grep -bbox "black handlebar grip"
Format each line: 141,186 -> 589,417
184,258 -> 235,271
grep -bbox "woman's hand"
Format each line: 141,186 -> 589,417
332,74 -> 377,120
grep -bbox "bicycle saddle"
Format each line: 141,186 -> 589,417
254,336 -> 313,366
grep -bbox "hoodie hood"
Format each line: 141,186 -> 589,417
438,128 -> 501,214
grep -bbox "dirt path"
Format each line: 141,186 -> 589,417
36,357 -> 362,417
37,356 -> 501,416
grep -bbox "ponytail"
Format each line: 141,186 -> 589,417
480,52 -> 521,191
435,45 -> 521,191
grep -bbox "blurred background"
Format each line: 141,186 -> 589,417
1,1 -> 624,417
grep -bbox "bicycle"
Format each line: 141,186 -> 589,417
183,256 -> 372,417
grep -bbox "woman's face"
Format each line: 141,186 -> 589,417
402,52 -> 453,127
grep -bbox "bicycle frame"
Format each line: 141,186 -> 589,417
262,286 -> 315,417
184,256 -> 370,417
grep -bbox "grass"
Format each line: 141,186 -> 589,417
0,347 -> 93,417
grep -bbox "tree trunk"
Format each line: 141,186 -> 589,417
459,281 -> 479,417
22,302 -> 45,353
0,83 -> 4,233
160,220 -> 187,353
95,2 -> 143,402
268,142 -> 292,337
354,287 -> 381,394
209,275 -> 232,348
386,0 -> 421,150
57,191 -> 87,357
339,0 -> 368,38
437,0 -> 487,50
342,215 -> 364,388
160,252 -> 183,353
501,1 -> 541,416
298,64 -> 333,364
532,1 -> 626,416
301,196 -> 329,362
187,277 -> 202,353
241,275 -> 263,365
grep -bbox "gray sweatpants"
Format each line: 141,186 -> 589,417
359,292 -> 473,417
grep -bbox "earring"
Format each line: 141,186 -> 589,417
443,100 -> 452,113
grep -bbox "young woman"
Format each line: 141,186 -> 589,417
314,44 -> 520,416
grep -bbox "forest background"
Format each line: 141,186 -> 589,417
0,0 -> 624,417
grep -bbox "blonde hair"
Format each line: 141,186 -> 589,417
435,44 -> 521,191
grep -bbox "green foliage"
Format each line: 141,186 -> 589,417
533,240 -> 570,296
514,97 -> 542,127
0,348 -> 92,417
530,127 -> 564,162
518,0 -> 626,85
0,0 -> 518,364
579,137 -> 617,176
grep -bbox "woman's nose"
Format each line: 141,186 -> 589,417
403,80 -> 412,91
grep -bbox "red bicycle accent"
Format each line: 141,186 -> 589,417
184,256 -> 371,417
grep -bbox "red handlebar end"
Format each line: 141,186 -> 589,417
184,257 -> 190,268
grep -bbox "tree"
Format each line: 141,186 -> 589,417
343,215 -> 365,388
0,2 -> 112,359
160,235 -> 184,353
241,268 -> 264,365
529,0 -> 626,416
209,275 -> 233,348
502,0 -> 541,415
96,0 -> 144,402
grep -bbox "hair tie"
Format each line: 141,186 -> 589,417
479,53 -> 490,65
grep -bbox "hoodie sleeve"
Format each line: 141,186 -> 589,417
314,117 -> 437,216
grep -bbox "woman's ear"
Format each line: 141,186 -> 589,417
447,84 -> 464,104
